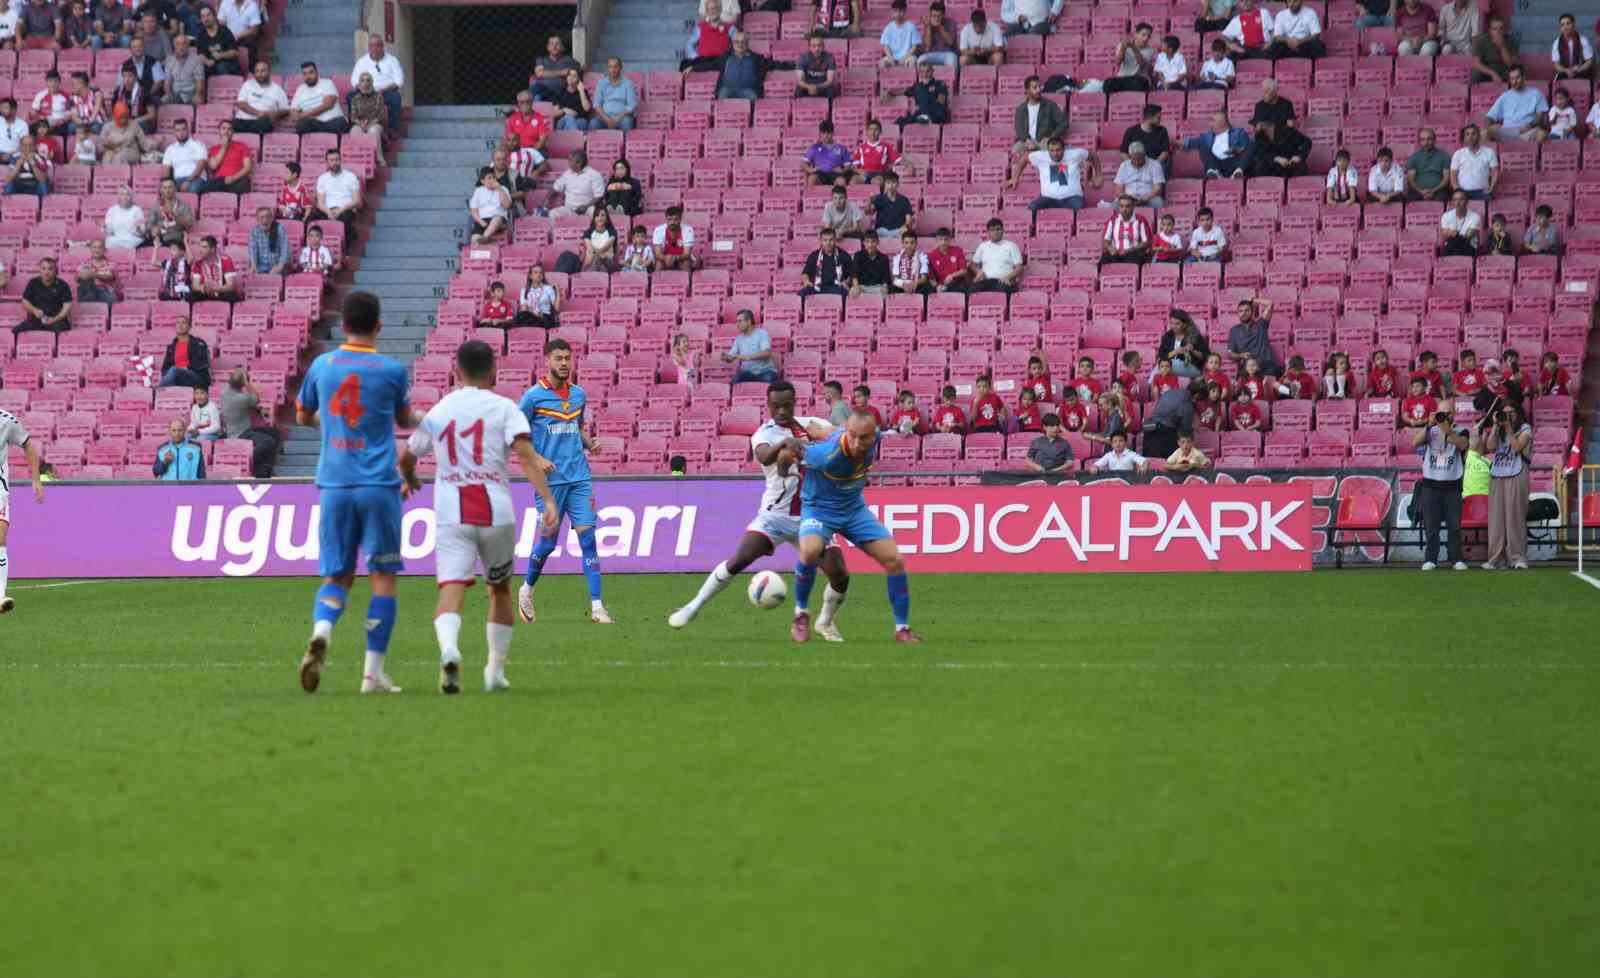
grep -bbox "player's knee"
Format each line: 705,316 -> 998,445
879,551 -> 905,575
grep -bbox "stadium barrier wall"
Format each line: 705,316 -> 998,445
9,470 -> 1554,577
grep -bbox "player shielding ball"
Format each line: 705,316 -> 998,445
668,380 -> 852,640
294,291 -> 415,694
398,341 -> 561,694
0,408 -> 45,615
791,410 -> 920,644
517,338 -> 614,624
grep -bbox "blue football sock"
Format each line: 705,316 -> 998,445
577,527 -> 603,601
524,533 -> 558,587
365,595 -> 398,654
312,582 -> 348,628
886,572 -> 910,629
793,561 -> 818,612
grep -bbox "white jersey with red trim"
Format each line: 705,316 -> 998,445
0,408 -> 29,496
750,415 -> 826,516
407,387 -> 530,527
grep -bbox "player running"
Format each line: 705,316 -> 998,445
0,408 -> 45,615
790,410 -> 920,644
295,291 -> 415,694
399,341 -> 560,694
517,338 -> 613,624
668,380 -> 852,640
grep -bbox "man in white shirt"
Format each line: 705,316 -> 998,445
1449,122 -> 1498,200
1438,190 -> 1481,256
1221,0 -> 1274,58
0,96 -> 29,163
546,148 -> 605,217
1367,146 -> 1406,203
468,166 -> 512,245
1001,0 -> 1062,36
217,0 -> 262,68
0,0 -> 20,47
1113,141 -> 1164,207
288,61 -> 348,135
313,147 -> 362,235
958,8 -> 1005,66
1005,135 -> 1097,212
160,117 -> 207,186
232,59 -> 287,135
1089,432 -> 1148,473
967,217 -> 1023,292
1551,13 -> 1594,81
350,34 -> 404,133
1266,0 -> 1323,58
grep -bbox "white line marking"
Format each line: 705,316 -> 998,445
9,580 -> 93,590
0,660 -> 1590,672
1573,571 -> 1600,591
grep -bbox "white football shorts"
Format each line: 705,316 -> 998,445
746,511 -> 801,548
436,522 -> 517,587
0,489 -> 10,525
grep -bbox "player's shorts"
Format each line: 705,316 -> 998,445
436,522 -> 517,587
799,506 -> 892,546
536,480 -> 597,528
317,486 -> 404,578
747,510 -> 801,547
0,488 -> 9,525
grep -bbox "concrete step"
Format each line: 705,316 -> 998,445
409,104 -> 505,120
350,255 -> 462,272
362,239 -> 464,258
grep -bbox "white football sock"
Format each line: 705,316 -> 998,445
312,618 -> 333,641
0,545 -> 9,598
434,612 -> 462,665
363,651 -> 387,678
591,598 -> 605,612
818,584 -> 845,625
486,623 -> 513,667
688,561 -> 733,612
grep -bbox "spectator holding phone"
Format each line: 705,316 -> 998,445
1412,409 -> 1469,570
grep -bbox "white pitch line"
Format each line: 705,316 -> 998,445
0,660 -> 1591,672
8,580 -> 93,590
1573,571 -> 1600,591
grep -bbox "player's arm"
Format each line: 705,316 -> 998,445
581,428 -> 598,453
296,404 -> 318,427
512,438 -> 561,534
22,437 -> 43,502
803,419 -> 834,440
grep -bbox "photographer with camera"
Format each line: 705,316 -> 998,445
1412,408 -> 1470,571
1482,400 -> 1533,570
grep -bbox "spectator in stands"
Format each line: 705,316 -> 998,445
1325,148 -> 1359,206
1146,374 -> 1199,456
1015,388 -> 1043,431
867,170 -> 913,242
796,32 -> 840,97
1279,355 -> 1317,399
468,166 -> 511,246
851,118 -> 901,185
530,36 -> 580,100
1230,387 -> 1265,431
135,12 -> 170,62
815,0 -> 860,37
515,263 -> 560,329
1104,22 -> 1155,92
29,71 -> 67,134
289,62 -> 347,135
1499,348 -> 1534,394
1438,190 -> 1481,256
551,67 -> 592,131
1151,212 -> 1184,261
1195,37 -> 1236,89
1025,415 -> 1074,473
1485,65 -> 1548,141
1069,357 -> 1103,402
1007,134 -> 1097,212
246,204 -> 288,275
1222,0 -> 1274,59
1539,352 -> 1571,396
3,133 -> 47,195
74,238 -> 118,303
886,391 -> 924,436
193,119 -> 251,193
154,420 -> 206,480
1452,349 -> 1486,397
879,0 -> 919,65
917,1 -> 958,66
619,225 -> 654,273
1413,350 -> 1445,395
851,232 -> 891,295
160,117 -> 205,187
1100,194 -> 1151,264
156,239 -> 190,300
929,386 -> 963,432
1399,375 -> 1436,427
1405,127 -> 1451,201
1202,351 -> 1232,395
652,205 -> 697,270
1249,77 -> 1295,127
231,60 -> 286,135
1004,0 -> 1062,36
162,34 -> 204,104
313,148 -> 362,233
1121,103 -> 1171,166
699,0 -> 738,26
122,36 -> 162,108
93,0 -> 132,49
1552,13 -> 1593,80
800,227 -> 854,296
1154,34 -> 1188,89
823,380 -> 850,424
1321,352 -> 1353,398
1159,310 -> 1210,380
217,0 -> 261,67
547,148 -> 603,216
1196,0 -> 1235,32
697,33 -> 779,102
16,0 -> 55,49
928,226 -> 970,292
346,74 -> 388,161
851,385 -> 883,425
819,183 -> 865,238
1246,118 -> 1310,177
1055,386 -> 1087,431
1194,382 -> 1225,431
0,98 -> 25,164
1364,146 -> 1404,203
1393,0 -> 1438,56
602,159 -> 642,217
271,161 -> 309,221
1011,74 -> 1065,154
969,374 -> 1006,433
109,64 -> 156,137
958,8 -> 1004,66
484,147 -> 526,215
1018,356 -> 1052,403
1481,212 -> 1514,254
1435,0 -> 1478,53
1089,432 -> 1148,473
351,35 -> 403,133
1548,87 -> 1579,139
1113,141 -> 1164,206
803,120 -> 852,185
968,217 -> 1023,292
1524,204 -> 1561,253
669,333 -> 697,385
1188,207 -> 1228,261
503,132 -> 547,193
724,309 -> 778,383
1182,110 -> 1251,177
158,314 -> 210,387
478,280 -> 514,329
505,91 -> 549,157
194,5 -> 241,76
888,232 -> 929,293
66,71 -> 104,135
220,368 -> 277,478
1164,429 -> 1210,471
888,59 -> 949,126
103,185 -> 144,249
1267,0 -> 1324,58
1227,296 -> 1281,378
98,101 -> 150,166
188,384 -> 221,441
1465,14 -> 1516,82
1482,401 -> 1532,569
190,235 -> 240,301
295,224 -> 338,278
579,207 -> 618,271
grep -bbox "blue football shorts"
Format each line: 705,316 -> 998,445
535,480 -> 597,529
318,486 -> 404,577
798,505 -> 891,546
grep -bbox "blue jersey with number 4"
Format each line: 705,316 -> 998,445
296,343 -> 411,488
519,379 -> 590,486
801,429 -> 880,513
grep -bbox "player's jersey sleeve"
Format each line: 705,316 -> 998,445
1,411 -> 29,446
389,359 -> 411,419
502,397 -> 531,445
296,356 -> 323,412
751,423 -> 786,453
406,406 -> 439,458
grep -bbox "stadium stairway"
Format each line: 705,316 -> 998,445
590,0 -> 698,73
268,0 -> 359,79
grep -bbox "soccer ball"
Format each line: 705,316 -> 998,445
747,570 -> 787,610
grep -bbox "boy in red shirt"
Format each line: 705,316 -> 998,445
851,384 -> 884,426
1015,387 -> 1043,432
1365,348 -> 1401,398
1499,348 -> 1534,395
1201,352 -> 1232,399
1150,356 -> 1183,397
479,280 -> 515,328
1399,376 -> 1437,428
1278,354 -> 1318,399
1057,387 -> 1089,432
969,374 -> 1007,432
1230,388 -> 1265,431
1451,348 -> 1487,397
851,118 -> 900,186
927,227 -> 971,291
930,385 -> 966,432
1410,350 -> 1444,397
1539,352 -> 1571,396
1019,354 -> 1053,404
1070,356 -> 1102,402
1117,350 -> 1142,396
887,389 -> 926,436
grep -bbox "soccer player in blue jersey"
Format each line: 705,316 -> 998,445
294,291 -> 417,694
788,409 -> 920,644
517,338 -> 614,624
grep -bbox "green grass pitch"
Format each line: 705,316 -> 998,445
2,570 -> 1598,977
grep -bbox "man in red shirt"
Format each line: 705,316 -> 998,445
504,91 -> 550,155
189,234 -> 241,302
194,119 -> 253,193
969,374 -> 1006,432
927,226 -> 971,292
1399,376 -> 1437,428
851,118 -> 900,186
930,385 -> 966,432
1451,348 -> 1487,397
1070,356 -> 1103,402
652,205 -> 698,271
1365,348 -> 1401,398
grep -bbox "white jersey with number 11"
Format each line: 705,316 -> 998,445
406,388 -> 531,527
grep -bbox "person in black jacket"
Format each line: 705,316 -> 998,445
159,315 -> 212,388
684,33 -> 793,100
603,159 -> 643,216
890,61 -> 950,126
1156,308 -> 1210,379
1245,119 -> 1311,178
800,228 -> 854,297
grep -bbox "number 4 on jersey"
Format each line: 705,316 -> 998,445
328,374 -> 364,426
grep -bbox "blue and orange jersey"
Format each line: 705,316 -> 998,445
801,428 -> 880,511
295,342 -> 411,488
519,377 -> 590,486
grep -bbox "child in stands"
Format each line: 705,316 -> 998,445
968,374 -> 1007,433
